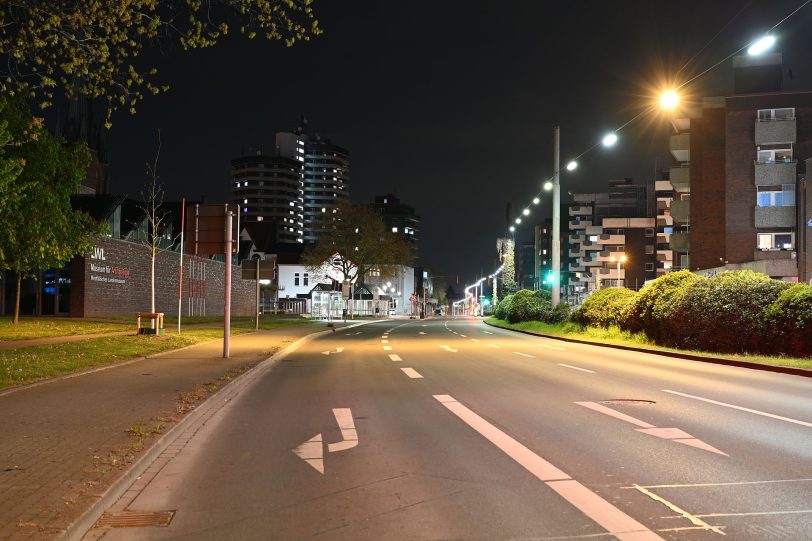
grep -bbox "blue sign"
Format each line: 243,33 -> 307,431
808,219 -> 812,227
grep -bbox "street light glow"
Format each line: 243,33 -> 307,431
602,132 -> 618,147
659,90 -> 679,110
522,208 -> 530,216
516,217 -> 522,224
566,160 -> 578,171
543,181 -> 553,191
532,197 -> 540,205
748,35 -> 776,56
509,225 -> 515,232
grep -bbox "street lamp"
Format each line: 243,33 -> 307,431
566,160 -> 578,171
609,254 -> 627,287
659,90 -> 680,110
748,35 -> 776,56
602,132 -> 618,147
522,208 -> 530,216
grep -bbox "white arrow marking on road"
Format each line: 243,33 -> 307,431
321,347 -> 345,356
575,401 -> 727,456
401,367 -> 423,379
441,345 -> 458,353
292,433 -> 324,474
388,354 -> 402,362
327,408 -> 358,453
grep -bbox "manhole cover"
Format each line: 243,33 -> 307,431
95,510 -> 175,528
598,399 -> 656,406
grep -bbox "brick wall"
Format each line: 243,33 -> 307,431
71,237 -> 255,318
691,106 -> 727,270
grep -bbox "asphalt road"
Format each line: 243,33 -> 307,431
84,319 -> 812,540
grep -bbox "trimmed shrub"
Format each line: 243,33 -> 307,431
624,270 -> 702,342
573,288 -> 638,328
549,302 -> 572,323
664,270 -> 791,353
764,283 -> 812,357
506,289 -> 552,323
494,294 -> 514,320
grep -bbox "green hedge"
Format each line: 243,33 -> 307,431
506,290 -> 550,323
624,270 -> 701,343
573,287 -> 637,328
764,283 -> 812,357
494,294 -> 514,321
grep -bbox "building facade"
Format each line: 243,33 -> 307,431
369,194 -> 420,252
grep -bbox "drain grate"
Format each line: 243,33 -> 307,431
95,510 -> 175,528
598,399 -> 656,406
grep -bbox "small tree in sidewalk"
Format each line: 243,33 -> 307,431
137,130 -> 169,318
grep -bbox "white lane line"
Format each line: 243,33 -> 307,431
662,389 -> 812,429
441,345 -> 459,353
434,395 -> 664,541
538,343 -> 567,351
483,331 -> 493,334
388,354 -> 402,362
459,334 -> 467,338
487,343 -> 502,349
514,351 -> 535,358
401,367 -> 424,379
633,485 -> 723,535
327,408 -> 358,453
559,363 -> 595,374
419,331 -> 427,335
470,338 -> 480,342
383,346 -> 393,351
576,401 -> 655,429
381,335 -> 389,339
381,340 -> 389,344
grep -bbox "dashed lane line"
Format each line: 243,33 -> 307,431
558,363 -> 595,374
400,367 -> 424,379
388,354 -> 402,362
514,352 -> 535,358
662,389 -> 812,429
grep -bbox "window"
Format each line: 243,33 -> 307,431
757,148 -> 793,163
645,228 -> 655,237
757,232 -> 794,251
645,245 -> 655,254
757,108 -> 795,122
588,235 -> 598,242
679,254 -> 690,268
304,273 -> 309,287
645,262 -> 655,272
294,273 -> 300,286
392,227 -> 398,233
757,184 -> 795,207
663,226 -> 674,234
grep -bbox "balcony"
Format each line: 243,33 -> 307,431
569,220 -> 591,229
670,232 -> 690,252
671,199 -> 690,222
755,206 -> 796,228
754,118 -> 796,145
598,234 -> 625,245
670,166 -> 690,193
569,205 -> 592,216
657,214 -> 674,227
754,160 -> 796,185
669,133 -> 690,162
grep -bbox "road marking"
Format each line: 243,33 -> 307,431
576,402 -> 727,456
383,345 -> 393,351
487,343 -> 501,349
434,395 -> 664,541
441,345 -> 458,353
662,389 -> 812,429
320,347 -> 345,356
388,354 -> 402,362
381,340 -> 389,344
401,367 -> 424,379
483,331 -> 493,334
419,331 -> 427,335
470,338 -> 480,342
539,343 -> 567,351
693,509 -> 812,518
327,408 -> 358,453
514,351 -> 535,358
559,363 -> 595,373
459,334 -> 467,338
381,335 -> 388,339
292,433 -> 324,474
633,485 -> 724,535
628,478 -> 812,490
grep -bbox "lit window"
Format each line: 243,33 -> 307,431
757,232 -> 794,251
392,227 -> 398,233
757,148 -> 793,163
243,199 -> 248,204
257,216 -> 263,222
757,184 -> 795,207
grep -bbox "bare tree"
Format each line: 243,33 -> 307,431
138,130 -> 168,317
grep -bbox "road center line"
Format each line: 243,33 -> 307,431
559,363 -> 595,374
401,367 -> 423,379
381,340 -> 389,344
459,334 -> 467,338
434,395 -> 664,541
514,351 -> 535,358
662,389 -> 812,429
383,345 -> 393,351
487,344 -> 502,349
388,354 -> 402,362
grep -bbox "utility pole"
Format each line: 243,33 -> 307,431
224,211 -> 232,358
552,125 -> 561,306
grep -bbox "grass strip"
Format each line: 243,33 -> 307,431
486,317 -> 812,371
0,328 -> 250,389
0,317 -> 131,342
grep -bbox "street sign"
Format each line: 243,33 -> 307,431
807,218 -> 812,227
241,259 -> 276,280
186,203 -> 240,256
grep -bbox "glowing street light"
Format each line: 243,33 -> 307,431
522,208 -> 530,216
532,197 -> 540,205
608,254 -> 627,288
602,132 -> 618,147
515,217 -> 522,224
566,160 -> 578,171
509,225 -> 516,232
748,35 -> 776,56
543,181 -> 553,191
659,90 -> 680,110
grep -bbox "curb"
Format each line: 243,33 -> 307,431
62,318 -> 383,541
483,319 -> 812,379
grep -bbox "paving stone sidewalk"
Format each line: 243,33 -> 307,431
0,322 -> 344,540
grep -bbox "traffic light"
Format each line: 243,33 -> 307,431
482,297 -> 491,307
546,271 -> 556,284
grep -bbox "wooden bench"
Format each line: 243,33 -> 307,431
136,312 -> 165,336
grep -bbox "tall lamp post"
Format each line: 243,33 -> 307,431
552,126 -> 561,306
609,254 -> 627,287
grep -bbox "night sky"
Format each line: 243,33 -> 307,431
101,0 -> 812,285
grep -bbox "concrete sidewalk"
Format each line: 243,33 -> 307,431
0,321 -> 344,540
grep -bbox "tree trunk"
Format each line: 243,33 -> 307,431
13,272 -> 21,324
151,246 -> 156,328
